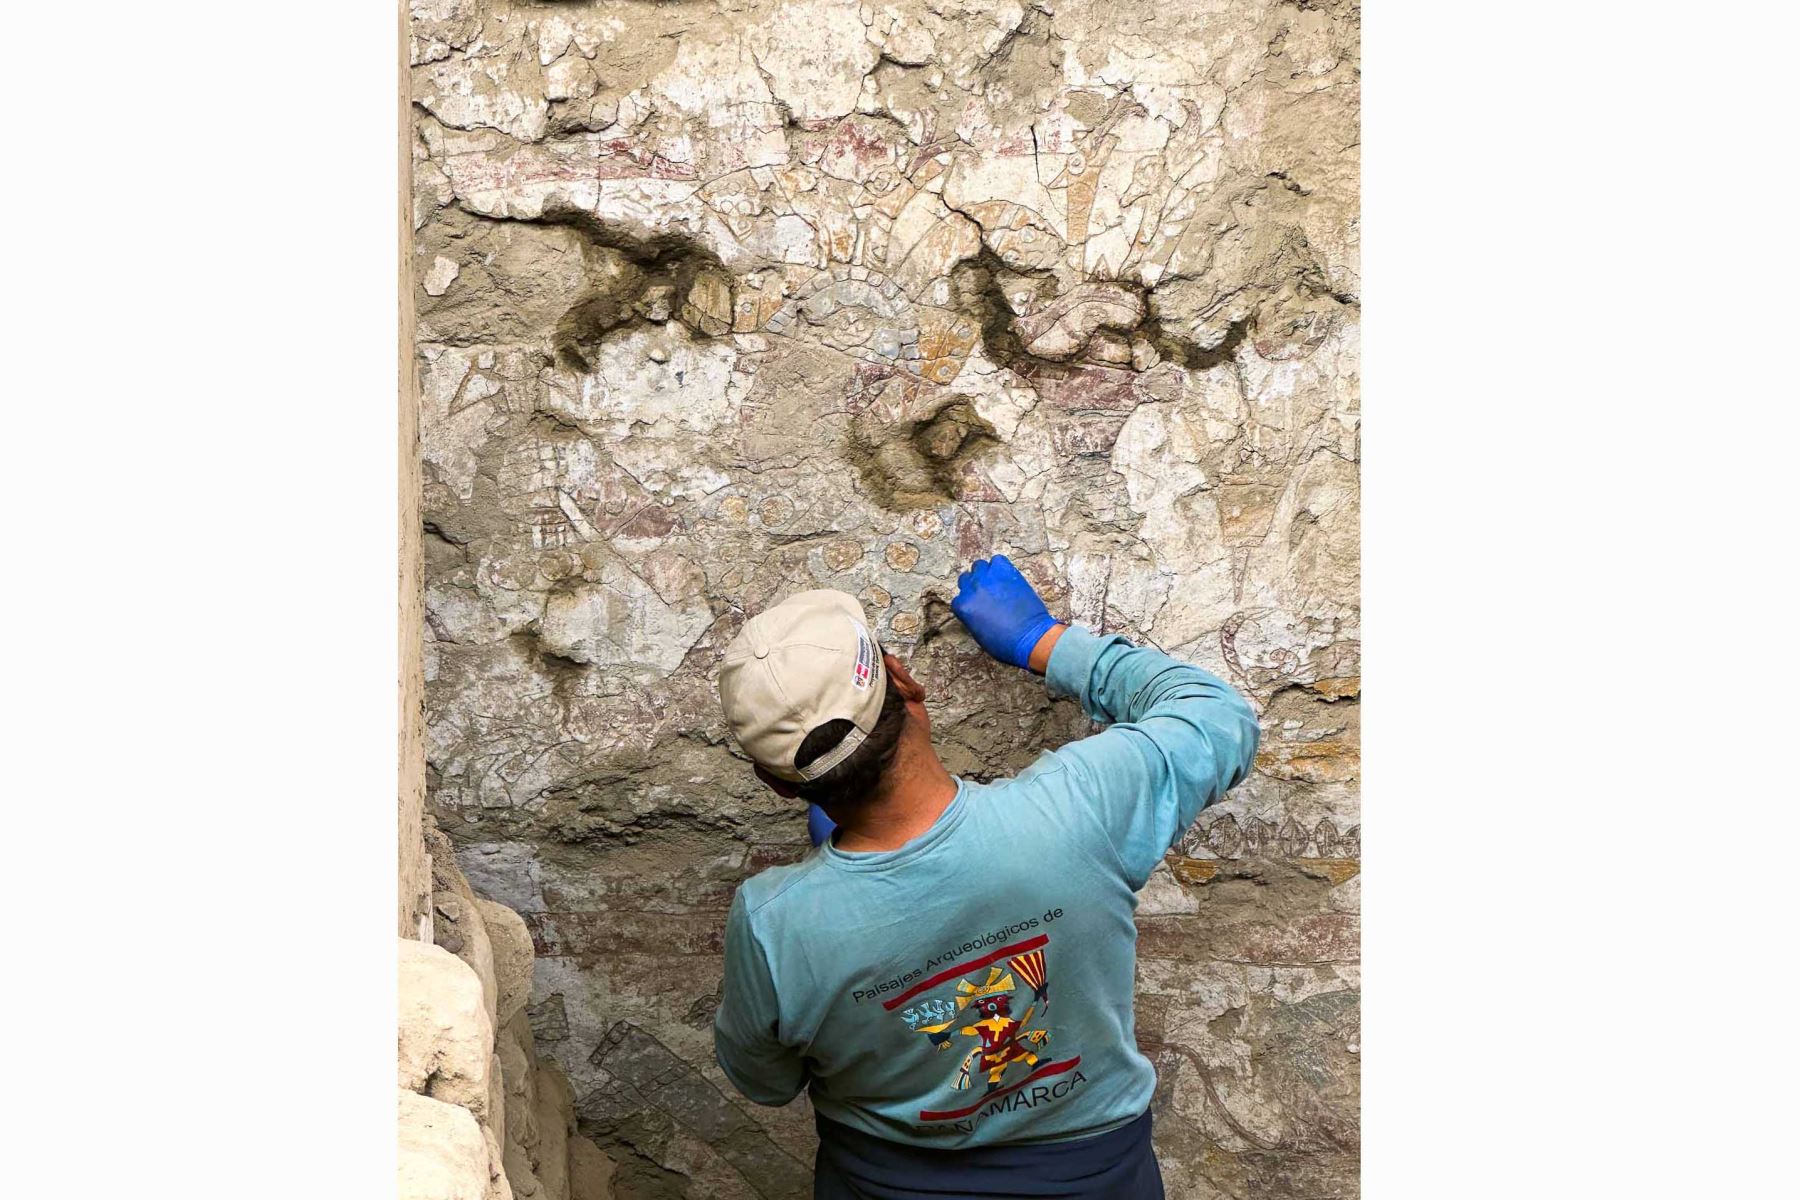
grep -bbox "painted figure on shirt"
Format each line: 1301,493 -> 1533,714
907,965 -> 1053,1093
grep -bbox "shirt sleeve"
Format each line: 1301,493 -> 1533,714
1036,624 -> 1261,889
713,889 -> 807,1106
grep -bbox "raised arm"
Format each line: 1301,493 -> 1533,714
953,556 -> 1260,888
1041,624 -> 1259,886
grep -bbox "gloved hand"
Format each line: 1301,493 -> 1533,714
807,803 -> 836,848
951,555 -> 1061,670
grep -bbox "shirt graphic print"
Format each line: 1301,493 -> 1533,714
885,923 -> 1080,1126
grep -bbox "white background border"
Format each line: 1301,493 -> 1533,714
4,1 -> 1794,1194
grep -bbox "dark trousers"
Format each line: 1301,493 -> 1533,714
813,1110 -> 1164,1200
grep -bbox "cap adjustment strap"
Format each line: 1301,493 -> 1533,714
793,724 -> 869,782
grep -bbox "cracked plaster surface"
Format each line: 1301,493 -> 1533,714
415,1 -> 1359,1196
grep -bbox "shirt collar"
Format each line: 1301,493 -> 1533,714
818,778 -> 969,871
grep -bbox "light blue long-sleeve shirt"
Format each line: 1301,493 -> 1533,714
713,625 -> 1260,1147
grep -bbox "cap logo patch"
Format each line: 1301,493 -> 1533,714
851,620 -> 875,690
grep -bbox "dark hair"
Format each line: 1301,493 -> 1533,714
791,670 -> 908,809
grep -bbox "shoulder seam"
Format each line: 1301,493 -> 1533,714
743,854 -> 824,917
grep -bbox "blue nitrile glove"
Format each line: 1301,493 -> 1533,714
807,803 -> 836,847
950,555 -> 1061,670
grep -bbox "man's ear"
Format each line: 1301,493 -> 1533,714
885,652 -> 926,703
753,763 -> 801,799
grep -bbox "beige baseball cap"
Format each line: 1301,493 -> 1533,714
718,589 -> 888,783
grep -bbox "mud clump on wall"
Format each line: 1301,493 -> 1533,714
412,0 -> 1359,1195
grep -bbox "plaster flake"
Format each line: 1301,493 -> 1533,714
539,566 -> 710,677
416,51 -> 550,143
416,0 -> 1359,1192
418,346 -> 499,500
655,33 -> 778,120
548,327 -> 739,438
744,0 -> 882,124
423,255 -> 461,296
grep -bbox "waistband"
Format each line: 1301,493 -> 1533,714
813,1109 -> 1158,1199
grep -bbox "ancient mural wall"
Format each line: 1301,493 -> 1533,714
412,1 -> 1359,1195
